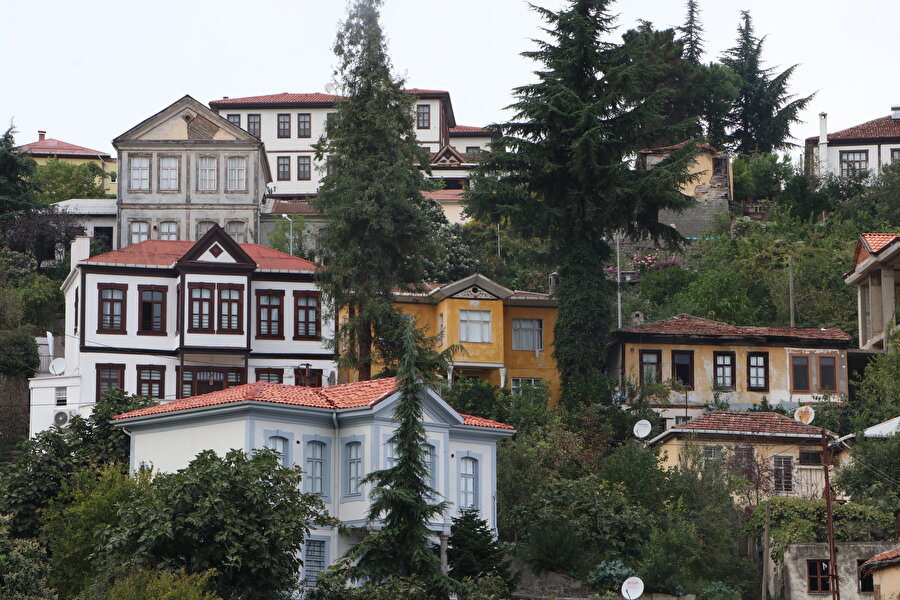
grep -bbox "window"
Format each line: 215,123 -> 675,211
196,220 -> 216,239
792,356 -> 811,392
298,113 -> 311,138
714,351 -> 736,391
840,150 -> 868,177
197,156 -> 217,191
326,112 -> 336,131
295,367 -> 323,387
267,435 -> 289,467
138,285 -> 166,335
386,440 -> 398,468
256,368 -> 283,383
675,415 -> 691,425
158,156 -> 179,191
639,350 -> 662,384
179,367 -> 244,398
858,559 -> 874,593
98,284 -> 127,334
277,113 -> 291,138
137,366 -> 165,399
346,441 -> 362,496
892,148 -> 900,163
672,350 -> 694,390
247,114 -> 261,138
702,445 -> 723,465
294,291 -> 321,340
416,104 -> 430,129
459,457 -> 478,509
799,450 -> 823,465
512,318 -> 543,351
807,559 -> 831,593
773,456 -> 793,493
465,146 -> 482,154
304,540 -> 326,588
159,221 -> 178,240
96,364 -> 125,401
818,356 -> 837,392
306,441 -> 326,495
227,156 -> 246,191
459,309 -> 491,343
217,284 -> 243,333
226,220 -> 246,243
130,221 -> 149,245
511,378 -> 542,395
424,443 -> 436,488
256,290 -> 284,339
731,446 -> 755,477
226,114 -> 241,127
55,387 -> 66,406
129,155 -> 150,190
297,156 -> 311,180
748,352 -> 769,391
189,284 -> 214,333
438,313 -> 444,344
277,156 -> 290,181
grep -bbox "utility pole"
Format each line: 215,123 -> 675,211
822,429 -> 840,600
616,231 -> 622,328
788,256 -> 796,327
761,502 -> 771,600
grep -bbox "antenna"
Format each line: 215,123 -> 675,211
324,82 -> 335,94
633,419 -> 652,439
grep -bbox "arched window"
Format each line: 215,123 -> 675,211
130,221 -> 149,245
345,441 -> 362,496
196,220 -> 216,239
423,443 -> 436,489
226,220 -> 246,243
267,435 -> 289,467
459,457 -> 478,509
306,441 -> 325,495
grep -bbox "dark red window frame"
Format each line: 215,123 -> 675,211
255,368 -> 284,383
188,283 -> 215,333
297,156 -> 311,181
416,104 -> 430,129
639,349 -> 662,385
747,351 -> 770,392
247,114 -> 261,137
96,363 -> 125,402
137,284 -> 167,336
295,367 -> 323,387
226,114 -> 241,127
294,291 -> 321,340
297,113 -> 311,138
217,284 -> 244,334
256,289 -> 285,339
277,113 -> 291,138
807,559 -> 831,593
277,156 -> 290,181
136,365 -> 165,399
97,283 -> 128,334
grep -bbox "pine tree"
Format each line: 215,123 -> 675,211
0,127 -> 40,220
466,0 -> 698,404
721,11 -> 813,155
312,0 -> 439,380
448,509 -> 516,590
678,0 -> 704,65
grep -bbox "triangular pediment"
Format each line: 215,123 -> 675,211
113,95 -> 259,145
371,388 -> 465,427
436,274 -> 513,301
177,225 -> 256,268
431,144 -> 466,166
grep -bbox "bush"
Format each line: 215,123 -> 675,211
0,328 -> 39,377
85,568 -> 221,600
0,514 -> 57,600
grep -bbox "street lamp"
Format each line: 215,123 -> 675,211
281,214 -> 295,256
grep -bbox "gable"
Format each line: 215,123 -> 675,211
370,388 -> 464,427
436,274 -> 513,302
114,95 -> 259,145
431,144 -> 466,166
177,225 -> 256,268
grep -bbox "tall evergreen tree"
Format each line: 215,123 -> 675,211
721,11 -> 813,155
466,0 -> 698,404
0,127 -> 40,219
312,0 -> 439,380
678,0 -> 704,65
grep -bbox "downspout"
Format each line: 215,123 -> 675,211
332,411 -> 340,520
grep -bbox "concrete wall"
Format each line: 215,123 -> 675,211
778,542 -> 896,600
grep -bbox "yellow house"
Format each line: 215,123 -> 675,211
389,274 -> 560,405
609,314 -> 853,427
862,547 -> 900,600
18,130 -> 117,195
648,411 -> 844,501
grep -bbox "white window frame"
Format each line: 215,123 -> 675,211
158,156 -> 179,191
306,440 -> 326,495
345,441 -> 363,497
129,155 -> 150,191
267,435 -> 289,468
459,456 -> 479,509
511,377 -> 542,395
55,387 -> 67,406
159,221 -> 178,241
226,220 -> 246,243
196,220 -> 216,239
773,455 -> 793,493
512,318 -> 543,351
459,309 -> 492,343
129,221 -> 149,245
227,156 -> 247,191
197,156 -> 217,191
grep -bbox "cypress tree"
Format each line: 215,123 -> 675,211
313,0 -> 439,380
679,0 -> 704,66
466,0 -> 698,404
721,11 -> 813,155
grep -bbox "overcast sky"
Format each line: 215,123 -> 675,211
2,0 -> 894,159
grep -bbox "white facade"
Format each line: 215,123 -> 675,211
811,110 -> 900,178
113,379 -> 513,585
29,226 -> 336,436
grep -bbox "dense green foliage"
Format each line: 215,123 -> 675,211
84,569 -> 221,600
33,158 -> 109,203
0,127 -> 40,218
835,434 -> 900,512
448,510 -> 516,591
0,328 -> 39,377
0,515 -> 57,600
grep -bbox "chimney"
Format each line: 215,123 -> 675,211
818,113 -> 828,144
630,311 -> 645,326
818,113 -> 829,176
38,130 -> 46,141
892,106 -> 900,120
70,235 -> 91,271
548,272 -> 559,296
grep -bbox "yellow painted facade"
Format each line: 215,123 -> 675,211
872,562 -> 900,600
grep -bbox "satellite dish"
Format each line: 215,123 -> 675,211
621,576 -> 645,600
794,405 -> 815,425
633,419 -> 652,439
324,82 -> 335,94
49,358 -> 66,375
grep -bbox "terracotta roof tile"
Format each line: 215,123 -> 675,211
450,125 -> 495,135
861,233 -> 900,254
83,239 -> 317,271
805,115 -> 900,143
114,378 -> 513,431
422,189 -> 466,201
18,137 -> 111,157
640,139 -> 719,153
862,546 -> 900,569
211,89 -> 447,108
679,411 -> 833,436
272,200 -> 319,215
621,314 -> 851,342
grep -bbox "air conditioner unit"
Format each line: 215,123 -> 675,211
53,410 -> 78,428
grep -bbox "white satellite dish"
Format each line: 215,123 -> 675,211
794,405 -> 815,425
621,576 -> 645,600
324,82 -> 335,94
633,419 -> 652,439
48,358 -> 66,376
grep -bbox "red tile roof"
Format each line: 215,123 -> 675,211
621,314 -> 851,342
862,546 -> 900,570
422,189 -> 465,201
18,137 -> 111,157
861,233 -> 900,254
211,89 -> 448,108
272,200 -> 318,215
114,377 -> 513,431
806,115 -> 900,143
640,139 -> 719,153
83,239 -> 317,271
450,125 -> 495,135
404,88 -> 449,96
678,411 -> 833,437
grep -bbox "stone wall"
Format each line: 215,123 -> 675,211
776,541 -> 896,600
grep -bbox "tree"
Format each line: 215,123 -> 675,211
447,510 -> 516,591
467,0 -> 698,402
698,63 -> 740,150
721,11 -> 813,155
0,515 -> 57,600
4,205 -> 83,266
0,126 -> 40,219
312,0 -> 440,380
267,214 -> 312,259
33,158 -> 108,203
100,449 -> 330,600
678,0 -> 703,65
85,569 -> 221,600
0,328 -> 40,377
834,434 -> 900,512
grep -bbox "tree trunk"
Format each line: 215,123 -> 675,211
357,320 -> 373,381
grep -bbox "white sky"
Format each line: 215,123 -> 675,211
2,0 -> 895,159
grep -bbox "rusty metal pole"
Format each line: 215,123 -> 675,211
822,429 -> 840,600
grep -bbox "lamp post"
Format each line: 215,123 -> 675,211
281,214 -> 295,256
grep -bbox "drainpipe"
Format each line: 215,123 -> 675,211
332,411 -> 340,520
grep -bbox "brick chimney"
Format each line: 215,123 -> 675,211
38,130 -> 46,141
